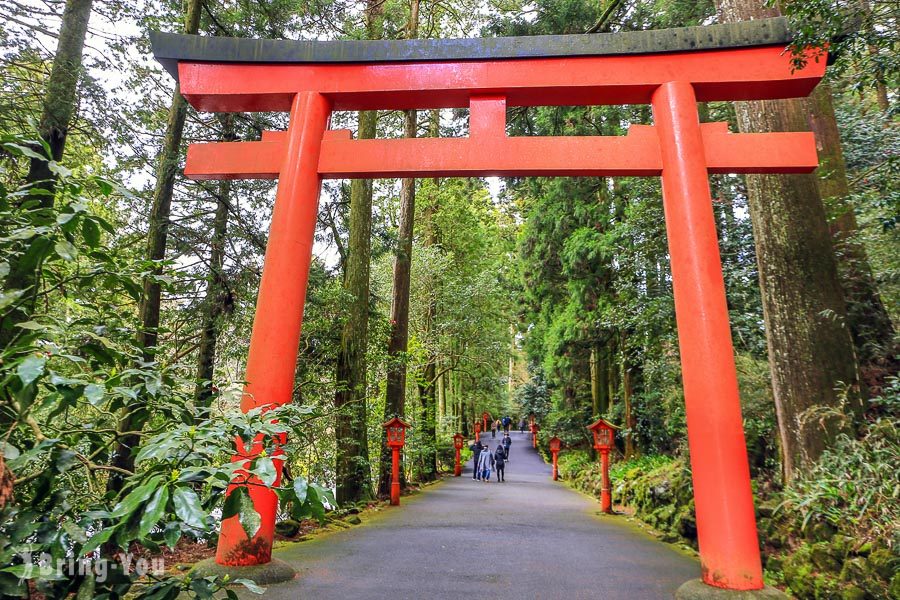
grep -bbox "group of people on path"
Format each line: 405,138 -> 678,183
489,415 -> 514,438
470,431 -> 513,482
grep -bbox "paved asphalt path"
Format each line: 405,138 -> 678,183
247,430 -> 698,600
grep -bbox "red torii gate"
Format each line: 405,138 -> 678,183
152,17 -> 823,595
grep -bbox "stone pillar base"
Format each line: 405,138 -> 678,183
190,557 -> 297,586
676,579 -> 788,599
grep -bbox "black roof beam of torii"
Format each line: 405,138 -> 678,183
150,17 -> 800,82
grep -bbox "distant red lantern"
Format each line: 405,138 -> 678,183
452,433 -> 464,477
549,436 -> 561,481
474,420 -> 481,442
383,417 -> 410,506
531,423 -> 540,448
587,418 -> 618,513
482,411 -> 490,431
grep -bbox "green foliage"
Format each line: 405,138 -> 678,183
0,139 -> 330,598
777,378 -> 900,549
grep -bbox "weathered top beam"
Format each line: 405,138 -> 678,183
150,17 -> 792,82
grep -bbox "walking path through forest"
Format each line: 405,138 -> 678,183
244,431 -> 698,599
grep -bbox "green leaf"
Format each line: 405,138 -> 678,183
111,476 -> 161,519
1,442 -> 19,460
84,383 -> 104,406
221,487 -> 243,520
221,487 -> 261,540
47,161 -> 72,178
62,520 -> 88,544
80,527 -> 116,555
172,487 -> 206,530
82,219 -> 100,248
293,477 -> 309,503
3,143 -> 46,161
17,355 -> 46,386
54,239 -> 77,261
0,290 -> 25,311
163,522 -> 182,549
15,321 -> 46,331
139,485 -> 169,538
254,457 -> 277,487
234,579 -> 265,594
239,498 -> 262,540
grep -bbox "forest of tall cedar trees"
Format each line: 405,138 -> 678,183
0,0 -> 896,598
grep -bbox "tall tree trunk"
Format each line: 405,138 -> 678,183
334,109 -> 377,504
107,0 -> 202,495
377,0 -> 419,498
715,0 -> 864,482
416,111 -> 439,479
590,344 -> 609,417
194,115 -> 235,407
807,84 -> 896,368
335,0 -> 384,505
25,0 -> 92,195
437,360 -> 446,421
622,368 -> 634,459
2,0 -> 93,345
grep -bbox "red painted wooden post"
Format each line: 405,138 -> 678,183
600,449 -> 612,513
588,419 -> 617,514
652,81 -> 763,590
549,436 -> 561,481
390,447 -> 401,506
453,433 -> 464,477
383,417 -> 410,507
474,420 -> 481,442
215,91 -> 330,567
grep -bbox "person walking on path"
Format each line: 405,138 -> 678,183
502,432 -> 512,461
491,420 -> 497,438
470,439 -> 484,480
478,445 -> 494,482
502,415 -> 511,432
494,445 -> 506,482
518,418 -> 526,433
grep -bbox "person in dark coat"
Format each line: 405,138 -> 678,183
502,415 -> 511,432
469,439 -> 484,480
494,445 -> 506,482
502,432 -> 512,461
518,418 -> 526,433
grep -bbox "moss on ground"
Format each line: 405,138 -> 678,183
556,453 -> 899,599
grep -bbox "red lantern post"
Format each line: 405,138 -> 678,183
452,433 -> 464,477
531,423 -> 540,448
549,436 -> 561,481
383,417 -> 410,506
482,411 -> 490,432
588,418 -> 618,513
529,414 -> 535,429
474,420 -> 481,442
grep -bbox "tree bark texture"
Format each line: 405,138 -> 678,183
107,0 -> 202,494
807,84 -> 895,366
716,0 -> 864,482
25,0 -> 93,196
2,0 -> 94,347
378,108 -> 418,497
335,109 -> 377,504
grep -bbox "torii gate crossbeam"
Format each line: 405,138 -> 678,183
152,17 -> 824,595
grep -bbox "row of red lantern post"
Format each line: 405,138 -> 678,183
392,412 -> 615,513
547,418 -> 618,514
